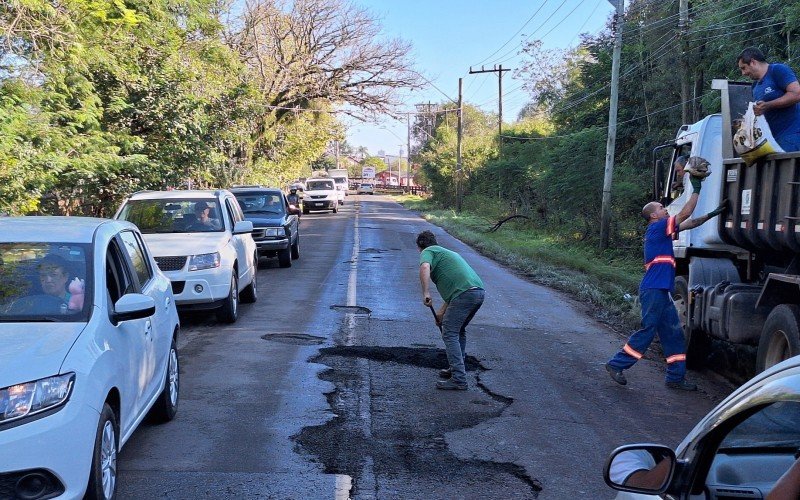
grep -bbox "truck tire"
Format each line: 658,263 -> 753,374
756,304 -> 800,373
673,276 -> 708,369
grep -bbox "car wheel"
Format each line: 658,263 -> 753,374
86,404 -> 118,500
291,235 -> 300,260
217,273 -> 239,323
150,339 -> 179,422
673,276 -> 708,369
756,304 -> 800,372
240,258 -> 258,303
278,247 -> 292,268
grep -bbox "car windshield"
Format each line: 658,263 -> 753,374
118,199 -> 225,233
0,243 -> 92,322
234,193 -> 285,215
720,401 -> 800,450
306,181 -> 334,191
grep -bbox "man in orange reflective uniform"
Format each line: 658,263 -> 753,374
606,158 -> 726,391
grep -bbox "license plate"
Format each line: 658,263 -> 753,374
315,202 -> 323,206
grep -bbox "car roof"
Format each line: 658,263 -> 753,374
0,216 -> 128,243
127,190 -> 226,200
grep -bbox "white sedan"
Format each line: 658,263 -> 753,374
0,217 -> 180,500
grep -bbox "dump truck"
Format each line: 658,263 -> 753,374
654,79 -> 800,382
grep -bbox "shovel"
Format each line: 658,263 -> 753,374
428,302 -> 442,333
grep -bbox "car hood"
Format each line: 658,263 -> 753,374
244,214 -> 287,227
0,323 -> 86,386
142,233 -> 228,256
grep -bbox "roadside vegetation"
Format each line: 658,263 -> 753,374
398,195 -> 644,332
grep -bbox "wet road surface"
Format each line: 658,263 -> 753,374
117,195 -> 735,499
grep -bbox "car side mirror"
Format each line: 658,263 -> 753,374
233,220 -> 254,235
112,294 -> 156,324
604,444 -> 676,495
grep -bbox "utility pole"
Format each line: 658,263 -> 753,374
406,113 -> 411,191
600,0 -> 624,250
456,77 -> 463,212
335,140 -> 340,170
679,0 -> 690,123
469,65 -> 511,153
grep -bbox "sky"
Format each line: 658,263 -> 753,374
345,0 -> 616,157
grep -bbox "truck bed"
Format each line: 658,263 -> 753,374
721,153 -> 800,256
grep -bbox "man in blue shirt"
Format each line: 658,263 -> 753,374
605,159 -> 727,391
737,47 -> 800,152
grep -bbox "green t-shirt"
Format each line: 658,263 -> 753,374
419,245 -> 484,303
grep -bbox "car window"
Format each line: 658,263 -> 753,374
719,401 -> 800,449
306,181 -> 334,191
0,243 -> 91,322
106,240 -> 134,306
234,193 -> 285,215
118,231 -> 152,288
118,199 -> 224,233
702,401 -> 800,498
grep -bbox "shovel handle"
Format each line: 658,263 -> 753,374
428,303 -> 442,333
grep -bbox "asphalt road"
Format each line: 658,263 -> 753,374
117,195 -> 736,499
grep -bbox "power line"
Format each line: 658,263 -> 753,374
483,0 -> 572,66
470,0 -> 553,68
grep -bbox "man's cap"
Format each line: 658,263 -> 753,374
194,201 -> 210,211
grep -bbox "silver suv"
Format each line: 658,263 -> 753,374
115,190 -> 258,323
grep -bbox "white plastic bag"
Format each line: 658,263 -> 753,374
733,102 -> 784,166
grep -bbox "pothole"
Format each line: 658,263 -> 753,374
330,305 -> 372,316
315,345 -> 480,372
260,333 -> 326,345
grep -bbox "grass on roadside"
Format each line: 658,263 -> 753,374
396,194 -> 644,333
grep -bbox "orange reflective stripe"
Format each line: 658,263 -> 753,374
666,216 -> 676,236
623,344 -> 643,360
666,354 -> 686,364
644,256 -> 676,270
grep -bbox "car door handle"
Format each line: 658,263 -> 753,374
165,297 -> 171,310
145,320 -> 152,337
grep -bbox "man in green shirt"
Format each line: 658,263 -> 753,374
417,230 -> 485,390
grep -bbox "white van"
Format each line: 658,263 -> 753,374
303,179 -> 339,214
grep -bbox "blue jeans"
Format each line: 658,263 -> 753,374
441,288 -> 485,385
608,288 -> 687,383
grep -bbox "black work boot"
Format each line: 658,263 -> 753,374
605,363 -> 627,385
439,368 -> 452,379
666,379 -> 697,391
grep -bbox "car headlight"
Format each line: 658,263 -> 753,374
188,252 -> 221,271
1,373 -> 75,424
264,227 -> 286,237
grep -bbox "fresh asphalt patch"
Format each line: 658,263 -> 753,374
293,345 -> 541,498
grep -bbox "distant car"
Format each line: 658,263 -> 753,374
230,187 -> 300,268
0,216 -> 180,500
115,189 -> 258,323
604,356 -> 800,499
357,183 -> 375,195
303,179 -> 338,214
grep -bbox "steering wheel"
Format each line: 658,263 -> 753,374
7,294 -> 65,315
